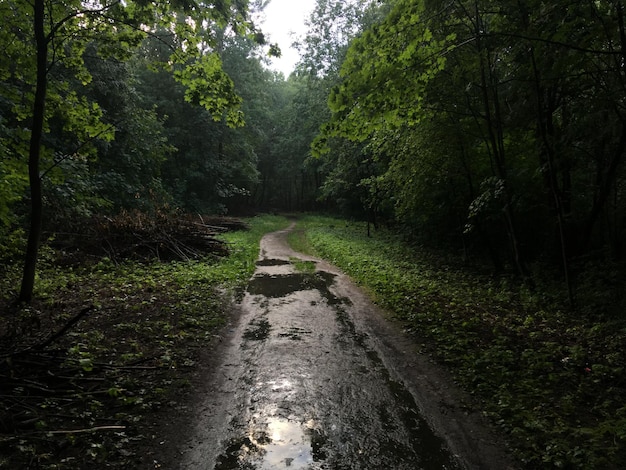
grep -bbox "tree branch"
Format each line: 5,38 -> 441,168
46,1 -> 123,46
39,121 -> 120,181
486,31 -> 621,56
46,425 -> 126,434
34,305 -> 95,351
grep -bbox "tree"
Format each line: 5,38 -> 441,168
87,55 -> 174,213
0,0 -> 251,302
295,0 -> 387,216
314,0 -> 626,301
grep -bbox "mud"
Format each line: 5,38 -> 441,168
178,224 -> 517,469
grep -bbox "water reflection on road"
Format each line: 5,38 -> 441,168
182,227 -> 461,469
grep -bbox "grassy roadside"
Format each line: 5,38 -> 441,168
291,215 -> 626,469
0,214 -> 289,469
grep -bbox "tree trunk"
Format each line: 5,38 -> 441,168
580,121 -> 626,254
474,11 -> 529,281
579,2 -> 626,255
528,51 -> 575,306
19,0 -> 47,303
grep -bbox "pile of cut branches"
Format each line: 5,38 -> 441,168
52,209 -> 249,263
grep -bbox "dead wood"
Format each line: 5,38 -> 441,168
50,210 -> 248,264
45,425 -> 127,434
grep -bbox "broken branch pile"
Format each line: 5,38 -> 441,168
53,210 -> 249,263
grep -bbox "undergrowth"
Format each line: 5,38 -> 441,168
0,214 -> 289,469
293,215 -> 626,469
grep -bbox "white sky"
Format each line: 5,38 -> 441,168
259,0 -> 317,75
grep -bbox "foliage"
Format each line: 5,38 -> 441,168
293,214 -> 626,469
0,0 -> 259,302
293,0 -> 390,216
133,31 -> 271,215
84,52 -> 175,213
0,214 -> 289,468
249,74 -> 325,211
313,0 -> 626,296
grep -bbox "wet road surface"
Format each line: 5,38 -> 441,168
180,225 -> 515,469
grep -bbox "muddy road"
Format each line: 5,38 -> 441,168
179,225 -> 515,469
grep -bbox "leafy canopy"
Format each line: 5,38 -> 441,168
313,0 -> 456,155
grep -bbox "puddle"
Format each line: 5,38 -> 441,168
215,418 -> 316,470
243,318 -> 271,341
247,272 -> 344,306
278,327 -> 311,341
260,419 -> 313,469
247,272 -> 334,298
256,258 -> 291,267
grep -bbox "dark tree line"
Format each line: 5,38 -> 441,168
312,0 -> 626,306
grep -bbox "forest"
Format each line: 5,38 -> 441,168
1,0 -> 625,468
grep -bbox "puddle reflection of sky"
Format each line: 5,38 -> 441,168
256,418 -> 313,469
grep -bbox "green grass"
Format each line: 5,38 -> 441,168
292,214 -> 626,470
290,257 -> 316,273
0,213 -> 290,469
286,226 -> 313,255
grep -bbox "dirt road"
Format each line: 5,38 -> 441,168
178,225 -> 515,469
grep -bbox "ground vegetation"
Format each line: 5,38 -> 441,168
291,215 -> 626,469
0,214 -> 289,468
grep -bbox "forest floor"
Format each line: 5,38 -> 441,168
0,214 -> 288,469
1,213 -> 625,469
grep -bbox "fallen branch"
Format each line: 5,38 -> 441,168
34,305 -> 95,352
95,363 -> 161,370
45,425 -> 126,434
0,306 -> 94,361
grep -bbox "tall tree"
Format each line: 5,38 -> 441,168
0,0 -> 250,302
297,0 -> 387,216
314,0 -> 626,296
